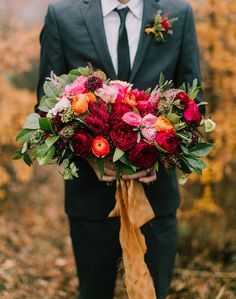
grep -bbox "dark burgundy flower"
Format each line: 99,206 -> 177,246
161,18 -> 170,32
131,89 -> 150,102
155,131 -> 179,154
109,103 -> 132,125
129,141 -> 158,169
110,121 -> 138,151
85,76 -> 103,92
183,100 -> 202,126
73,129 -> 94,158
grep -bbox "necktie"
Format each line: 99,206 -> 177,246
114,7 -> 130,81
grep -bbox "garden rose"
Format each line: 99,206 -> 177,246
129,141 -> 158,169
110,121 -> 138,151
92,136 -> 110,158
73,129 -> 93,158
175,91 -> 191,106
155,131 -> 179,154
183,100 -> 202,125
95,84 -> 118,104
65,76 -> 88,95
109,103 -> 132,125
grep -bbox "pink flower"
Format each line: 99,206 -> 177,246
122,112 -> 142,128
64,76 -> 88,95
141,114 -> 158,142
109,81 -> 132,102
95,84 -> 118,104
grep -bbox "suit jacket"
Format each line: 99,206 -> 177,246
37,0 -> 202,220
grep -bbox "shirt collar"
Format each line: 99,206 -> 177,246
101,0 -> 143,19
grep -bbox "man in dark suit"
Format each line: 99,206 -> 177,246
37,0 -> 202,298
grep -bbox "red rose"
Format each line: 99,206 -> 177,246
161,18 -> 170,32
73,129 -> 94,158
155,131 -> 179,154
110,121 -> 138,151
129,141 -> 159,169
175,91 -> 191,106
183,100 -> 202,126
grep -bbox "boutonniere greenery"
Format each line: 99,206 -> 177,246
145,10 -> 178,42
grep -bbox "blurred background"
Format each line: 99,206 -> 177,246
0,0 -> 235,298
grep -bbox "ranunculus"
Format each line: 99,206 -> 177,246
92,136 -> 110,158
141,114 -> 158,142
155,116 -> 174,132
161,18 -> 169,32
155,131 -> 179,154
85,92 -> 96,103
73,129 -> 93,158
110,121 -> 138,151
183,100 -> 202,125
72,94 -> 89,115
95,84 -> 118,104
175,91 -> 191,106
122,112 -> 142,128
122,92 -> 137,107
129,141 -> 158,169
65,76 -> 88,95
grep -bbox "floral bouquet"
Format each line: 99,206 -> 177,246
14,66 -> 215,184
14,66 -> 216,299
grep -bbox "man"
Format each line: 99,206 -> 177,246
37,0 -> 202,298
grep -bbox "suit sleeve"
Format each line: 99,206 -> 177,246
35,4 -> 68,111
174,3 -> 204,112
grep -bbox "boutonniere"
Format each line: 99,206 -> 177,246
145,10 -> 178,42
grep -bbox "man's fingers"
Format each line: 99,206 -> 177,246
139,173 -> 157,184
104,168 -> 116,176
100,175 -> 116,182
122,169 -> 149,180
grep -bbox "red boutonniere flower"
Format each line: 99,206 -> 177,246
145,10 -> 178,42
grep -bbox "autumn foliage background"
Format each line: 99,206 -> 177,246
0,0 -> 235,298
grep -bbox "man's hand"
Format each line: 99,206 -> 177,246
122,168 -> 157,184
87,157 -> 116,182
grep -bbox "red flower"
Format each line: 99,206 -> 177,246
175,91 -> 191,106
129,141 -> 158,169
155,131 -> 179,154
92,136 -> 110,158
109,103 -> 132,125
131,89 -> 150,102
136,101 -> 155,117
183,100 -> 202,126
110,121 -> 138,151
73,129 -> 94,158
161,18 -> 170,32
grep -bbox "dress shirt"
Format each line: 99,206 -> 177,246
101,0 -> 143,74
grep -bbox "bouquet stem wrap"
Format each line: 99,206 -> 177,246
109,179 -> 157,299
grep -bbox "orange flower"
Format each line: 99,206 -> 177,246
145,28 -> 155,35
155,116 -> 174,132
85,92 -> 96,103
123,93 -> 137,107
72,94 -> 89,115
92,136 -> 110,158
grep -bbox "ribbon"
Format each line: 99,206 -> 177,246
109,179 -> 157,299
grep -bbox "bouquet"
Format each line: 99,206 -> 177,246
14,66 -> 216,184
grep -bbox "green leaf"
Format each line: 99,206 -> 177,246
180,144 -> 190,155
45,135 -> 60,148
178,83 -> 186,92
154,141 -> 168,153
23,153 -> 33,166
166,112 -> 182,124
37,145 -> 55,165
187,156 -> 207,169
113,148 -> 125,162
39,118 -> 54,133
12,149 -> 24,160
68,74 -> 78,82
21,142 -> 28,154
63,158 -> 70,168
121,164 -> 134,175
178,175 -> 188,185
97,158 -> 104,180
16,128 -> 36,143
145,87 -> 152,94
189,143 -> 214,157
159,72 -> 165,86
154,161 -> 159,172
115,164 -> 122,181
43,81 -> 60,98
203,119 -> 216,133
23,113 -> 40,129
38,97 -> 59,112
32,144 -> 49,158
179,157 -> 192,174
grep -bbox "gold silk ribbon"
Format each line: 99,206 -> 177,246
109,179 -> 157,299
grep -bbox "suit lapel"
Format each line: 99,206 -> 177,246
81,0 -> 117,79
129,0 -> 160,83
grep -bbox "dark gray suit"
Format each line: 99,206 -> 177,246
37,0 -> 202,298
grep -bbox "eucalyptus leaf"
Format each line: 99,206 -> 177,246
38,97 -> 58,112
43,81 -> 60,98
113,148 -> 125,162
23,113 -> 40,129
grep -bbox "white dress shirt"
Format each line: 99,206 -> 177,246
101,0 -> 143,74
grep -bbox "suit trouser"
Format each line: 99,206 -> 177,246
68,214 -> 177,299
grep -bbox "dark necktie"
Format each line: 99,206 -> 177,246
114,7 -> 130,81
